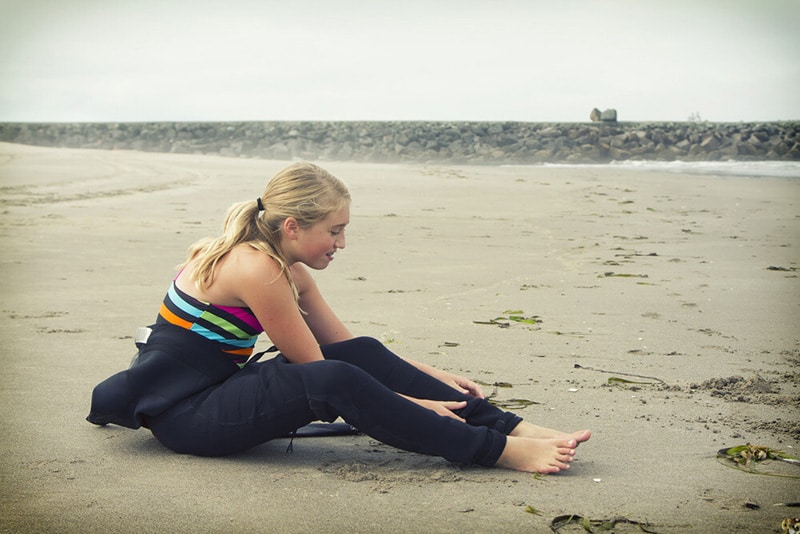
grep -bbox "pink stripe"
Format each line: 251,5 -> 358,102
216,305 -> 263,332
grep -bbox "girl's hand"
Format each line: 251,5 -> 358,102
401,395 -> 467,422
429,370 -> 485,399
445,373 -> 485,399
403,358 -> 485,399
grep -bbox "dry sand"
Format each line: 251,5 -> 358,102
1,142 -> 798,533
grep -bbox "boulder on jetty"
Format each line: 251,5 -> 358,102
600,109 -> 618,122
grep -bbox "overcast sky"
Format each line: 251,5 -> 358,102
1,0 -> 798,123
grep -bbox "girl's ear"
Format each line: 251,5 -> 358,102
282,217 -> 300,240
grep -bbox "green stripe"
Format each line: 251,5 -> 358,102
200,310 -> 251,339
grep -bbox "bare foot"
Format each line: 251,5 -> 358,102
496,435 -> 578,474
509,422 -> 591,446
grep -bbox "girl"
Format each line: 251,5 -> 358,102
88,162 -> 590,473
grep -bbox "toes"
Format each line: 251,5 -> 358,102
539,464 -> 563,474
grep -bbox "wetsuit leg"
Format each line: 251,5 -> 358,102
147,356 -> 316,457
321,337 -> 521,435
298,357 -> 509,466
148,339 -> 517,465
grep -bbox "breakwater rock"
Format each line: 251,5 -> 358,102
1,121 -> 798,163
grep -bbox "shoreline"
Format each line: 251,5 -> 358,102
506,159 -> 800,179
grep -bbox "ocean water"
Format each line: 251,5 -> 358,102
506,160 -> 800,179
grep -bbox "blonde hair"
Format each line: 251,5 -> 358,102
183,162 -> 350,300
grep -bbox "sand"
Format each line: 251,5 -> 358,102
1,142 -> 798,533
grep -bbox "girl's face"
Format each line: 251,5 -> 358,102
289,204 -> 349,269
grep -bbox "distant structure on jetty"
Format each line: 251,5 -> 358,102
1,121 -> 797,164
590,108 -> 617,123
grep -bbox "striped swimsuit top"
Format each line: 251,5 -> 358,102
157,281 -> 263,366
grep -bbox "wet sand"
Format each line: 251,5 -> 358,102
1,142 -> 798,533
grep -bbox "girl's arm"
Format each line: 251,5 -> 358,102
290,264 -> 483,398
291,264 -> 354,345
230,251 -> 326,364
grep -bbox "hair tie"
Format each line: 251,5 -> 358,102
256,198 -> 265,212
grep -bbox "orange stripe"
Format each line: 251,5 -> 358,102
159,302 -> 194,330
223,347 -> 254,356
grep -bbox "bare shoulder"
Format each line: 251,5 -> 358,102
209,244 -> 288,305
227,244 -> 283,278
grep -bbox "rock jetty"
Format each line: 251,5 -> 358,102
1,121 -> 797,163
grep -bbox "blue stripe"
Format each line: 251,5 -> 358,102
189,324 -> 257,348
167,283 -> 204,318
